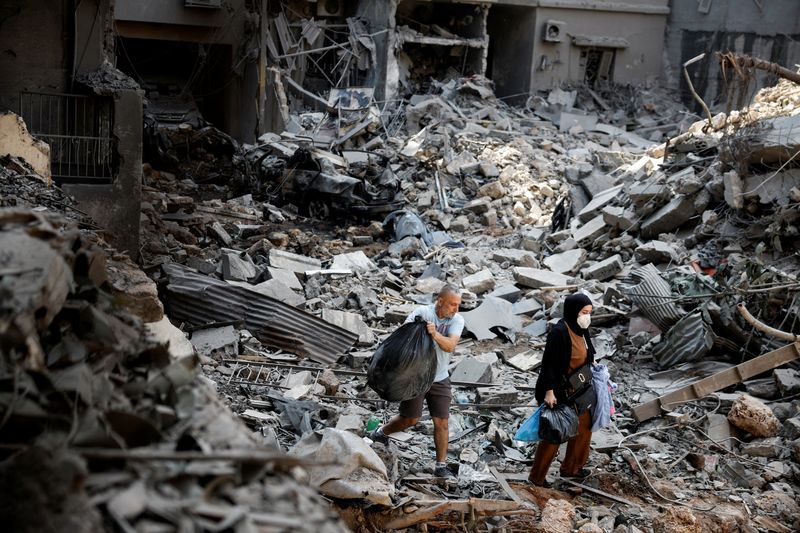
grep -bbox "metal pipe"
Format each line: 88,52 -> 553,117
737,303 -> 799,342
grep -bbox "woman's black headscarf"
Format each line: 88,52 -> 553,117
563,292 -> 592,335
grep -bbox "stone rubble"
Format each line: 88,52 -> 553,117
3,74 -> 800,532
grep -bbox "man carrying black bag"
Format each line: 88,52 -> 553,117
367,285 -> 464,478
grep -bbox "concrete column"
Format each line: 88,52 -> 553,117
63,89 -> 142,258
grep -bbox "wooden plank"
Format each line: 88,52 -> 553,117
561,480 -> 640,508
488,467 -> 526,506
632,342 -> 800,422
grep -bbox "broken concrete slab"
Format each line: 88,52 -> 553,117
739,113 -> 800,165
462,197 -> 492,214
461,269 -> 496,295
505,351 -> 543,372
335,414 -> 363,433
640,195 -> 694,238
267,266 -> 303,291
285,384 -> 314,400
347,351 -> 372,369
743,168 -> 800,205
602,205 -> 636,231
628,183 -> 669,208
559,110 -> 598,133
236,279 -> 305,307
582,254 -> 624,281
741,437 -> 783,458
577,184 -> 623,222
634,240 -> 681,264
543,248 -> 587,275
460,297 -> 522,341
707,413 -> 736,450
269,248 -> 322,273
477,386 -> 518,405
477,180 -> 506,200
523,320 -> 548,337
513,267 -> 573,289
190,325 -> 238,358
774,368 -> 800,395
512,298 -> 543,316
520,228 -> 545,252
330,251 -> 377,273
285,370 -> 313,388
572,215 -> 608,247
416,276 -> 446,294
144,316 -> 195,360
384,304 -> 418,324
492,248 -> 538,268
210,221 -> 233,247
106,257 -> 165,322
487,285 -> 521,303
450,356 -> 493,384
321,309 -> 375,346
221,252 -> 257,282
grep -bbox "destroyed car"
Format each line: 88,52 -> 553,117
241,143 -> 403,219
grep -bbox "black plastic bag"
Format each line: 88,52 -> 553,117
538,404 -> 579,444
367,317 -> 437,401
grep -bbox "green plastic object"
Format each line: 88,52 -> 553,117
365,416 -> 381,432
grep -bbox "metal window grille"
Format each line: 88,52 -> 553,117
19,92 -> 117,184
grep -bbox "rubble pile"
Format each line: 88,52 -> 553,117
4,61 -> 800,529
122,71 -> 800,531
0,165 -> 349,532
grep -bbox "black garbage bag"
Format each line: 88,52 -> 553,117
367,317 -> 437,401
538,404 -> 579,444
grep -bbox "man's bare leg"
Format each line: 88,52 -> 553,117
381,415 -> 419,435
432,416 -> 449,463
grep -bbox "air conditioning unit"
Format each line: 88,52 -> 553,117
317,0 -> 344,17
543,20 -> 565,42
185,0 -> 222,8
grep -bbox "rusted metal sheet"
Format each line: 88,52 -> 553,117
623,264 -> 684,331
652,311 -> 714,368
162,264 -> 357,364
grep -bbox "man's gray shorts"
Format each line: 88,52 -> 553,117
399,378 -> 451,419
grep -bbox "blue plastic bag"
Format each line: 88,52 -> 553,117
514,406 -> 543,442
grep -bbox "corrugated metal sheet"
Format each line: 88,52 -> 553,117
162,264 -> 358,364
652,312 -> 714,368
624,264 -> 685,331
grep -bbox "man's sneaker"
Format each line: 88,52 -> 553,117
366,429 -> 389,446
433,465 -> 456,479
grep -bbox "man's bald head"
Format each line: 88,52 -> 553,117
435,284 -> 461,319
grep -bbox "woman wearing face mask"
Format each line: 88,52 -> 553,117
528,292 -> 595,487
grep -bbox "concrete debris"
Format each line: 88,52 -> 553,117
450,356 -> 494,384
728,395 -> 782,438
6,37 -> 800,532
190,325 -> 239,358
0,111 -> 51,182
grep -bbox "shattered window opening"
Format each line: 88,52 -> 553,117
580,48 -> 615,87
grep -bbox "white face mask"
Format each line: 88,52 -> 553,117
576,314 -> 591,329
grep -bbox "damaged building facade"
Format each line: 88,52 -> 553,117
0,0 -> 143,256
4,0 -> 795,258
666,0 -> 800,108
